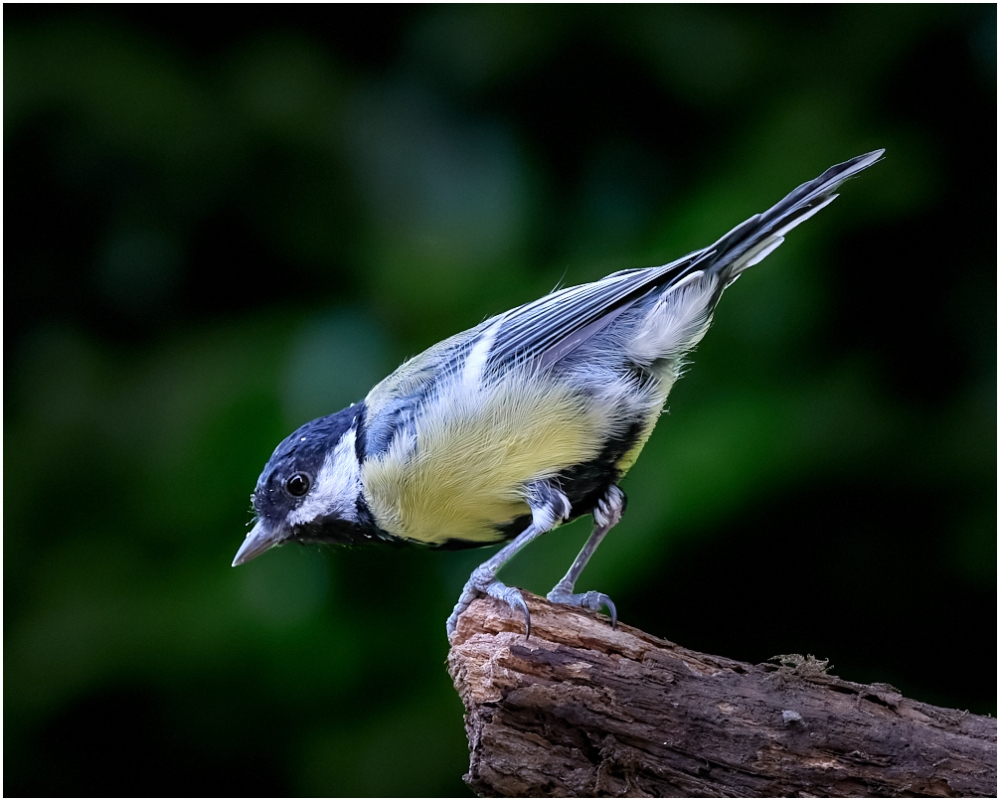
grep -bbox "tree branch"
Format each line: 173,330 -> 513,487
447,593 -> 996,797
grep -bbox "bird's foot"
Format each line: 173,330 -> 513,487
446,482 -> 571,640
547,583 -> 618,628
446,569 -> 530,638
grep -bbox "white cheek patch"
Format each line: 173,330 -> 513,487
287,428 -> 361,526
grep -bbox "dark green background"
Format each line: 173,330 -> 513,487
5,6 -> 996,796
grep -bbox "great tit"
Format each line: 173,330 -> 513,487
233,150 -> 883,638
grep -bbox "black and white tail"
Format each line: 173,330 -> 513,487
625,150 -> 884,370
707,149 -> 884,286
475,151 -> 884,374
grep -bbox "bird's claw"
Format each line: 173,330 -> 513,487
547,587 -> 618,628
446,579 -> 531,639
485,581 -> 531,639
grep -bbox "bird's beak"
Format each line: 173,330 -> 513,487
232,520 -> 285,566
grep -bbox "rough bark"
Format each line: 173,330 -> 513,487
447,593 -> 996,797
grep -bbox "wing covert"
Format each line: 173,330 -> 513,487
485,251 -> 710,372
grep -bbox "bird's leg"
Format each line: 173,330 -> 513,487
446,482 -> 571,639
546,485 -> 625,627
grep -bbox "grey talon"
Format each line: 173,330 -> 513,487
520,601 -> 531,640
604,596 -> 618,628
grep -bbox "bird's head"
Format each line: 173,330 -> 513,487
232,403 -> 372,566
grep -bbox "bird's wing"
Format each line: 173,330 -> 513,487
484,149 -> 883,372
484,251 -> 710,372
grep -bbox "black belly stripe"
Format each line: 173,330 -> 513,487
558,418 -> 645,519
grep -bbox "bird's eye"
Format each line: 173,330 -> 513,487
286,473 -> 311,497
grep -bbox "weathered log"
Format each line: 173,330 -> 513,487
447,593 -> 996,797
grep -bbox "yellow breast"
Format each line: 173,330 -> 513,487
361,374 -> 606,545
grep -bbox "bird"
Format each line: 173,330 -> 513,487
232,150 -> 884,638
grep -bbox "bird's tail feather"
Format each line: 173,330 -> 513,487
625,150 -> 884,372
708,149 -> 884,284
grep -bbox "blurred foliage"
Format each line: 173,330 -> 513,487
4,6 -> 996,796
